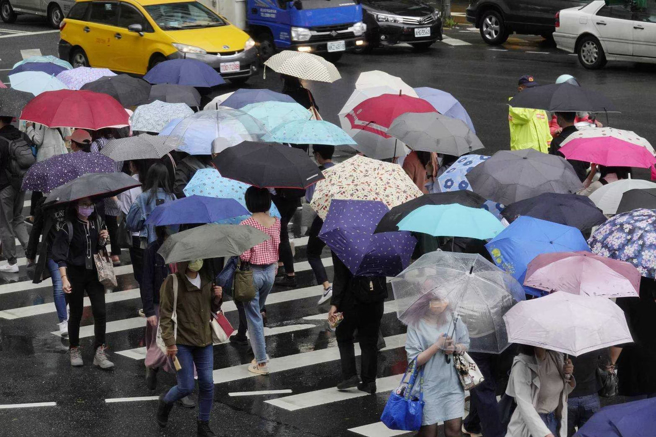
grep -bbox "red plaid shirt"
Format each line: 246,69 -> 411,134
239,217 -> 281,266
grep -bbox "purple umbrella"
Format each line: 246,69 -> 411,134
10,62 -> 67,76
319,199 -> 417,277
143,59 -> 225,88
22,151 -> 116,193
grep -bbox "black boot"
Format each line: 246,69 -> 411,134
197,420 -> 216,436
336,375 -> 360,391
145,367 -> 158,390
156,395 -> 174,428
357,381 -> 377,395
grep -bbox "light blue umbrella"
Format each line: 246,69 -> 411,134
131,101 -> 193,133
398,204 -> 504,240
183,168 -> 281,223
13,55 -> 72,71
56,67 -> 116,90
263,119 -> 356,146
8,71 -> 68,96
241,101 -> 311,131
415,87 -> 476,133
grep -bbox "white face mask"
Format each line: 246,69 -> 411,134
188,259 -> 203,272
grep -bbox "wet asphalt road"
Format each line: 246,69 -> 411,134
0,16 -> 653,437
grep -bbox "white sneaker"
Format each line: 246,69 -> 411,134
317,286 -> 333,305
0,263 -> 19,273
58,321 -> 68,338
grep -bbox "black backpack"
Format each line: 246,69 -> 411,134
2,135 -> 36,189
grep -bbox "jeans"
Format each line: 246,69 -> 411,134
67,265 -> 106,349
307,215 -> 328,285
47,258 -> 67,323
567,394 -> 600,437
245,264 -> 275,363
163,344 -> 214,422
539,411 -> 558,436
464,353 -> 505,437
0,185 -> 29,264
272,196 -> 298,274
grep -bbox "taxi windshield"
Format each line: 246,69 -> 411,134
145,2 -> 226,30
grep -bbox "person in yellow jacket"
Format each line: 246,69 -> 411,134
508,76 -> 552,154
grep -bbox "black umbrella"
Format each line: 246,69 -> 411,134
44,172 -> 141,206
0,88 -> 33,117
212,141 -> 324,189
374,191 -> 487,233
80,74 -> 151,108
509,83 -> 618,113
501,193 -> 606,237
148,84 -> 201,108
617,188 -> 656,214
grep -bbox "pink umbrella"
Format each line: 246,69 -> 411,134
0,82 -> 6,88
524,251 -> 640,298
559,138 -> 656,169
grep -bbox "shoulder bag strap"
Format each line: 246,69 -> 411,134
171,274 -> 179,341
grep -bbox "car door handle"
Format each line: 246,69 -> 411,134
595,21 -> 607,25
634,25 -> 644,30
114,33 -> 122,39
83,26 -> 90,32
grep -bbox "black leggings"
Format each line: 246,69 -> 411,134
272,195 -> 299,274
67,265 -> 106,350
129,236 -> 144,286
104,215 -> 121,257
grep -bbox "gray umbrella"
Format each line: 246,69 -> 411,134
388,112 -> 484,156
148,84 -> 201,108
0,88 -> 33,118
100,134 -> 177,161
158,223 -> 270,264
466,149 -> 583,205
44,172 -> 140,206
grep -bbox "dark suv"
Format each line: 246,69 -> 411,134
466,0 -> 587,45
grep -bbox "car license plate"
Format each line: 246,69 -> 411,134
220,61 -> 240,73
415,28 -> 431,37
327,40 -> 346,52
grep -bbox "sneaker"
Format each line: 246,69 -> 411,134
58,321 -> 69,338
138,308 -> 145,318
247,363 -> 270,375
156,394 -> 174,428
177,395 -> 196,409
336,375 -> 360,391
275,275 -> 297,288
0,263 -> 19,273
250,355 -> 270,365
357,381 -> 377,395
145,367 -> 158,390
317,286 -> 333,305
229,334 -> 249,347
93,345 -> 115,370
197,420 -> 216,437
70,347 -> 83,367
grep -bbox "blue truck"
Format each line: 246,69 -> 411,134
200,0 -> 366,61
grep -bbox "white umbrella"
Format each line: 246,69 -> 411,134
264,51 -> 341,83
503,292 -> 633,356
203,92 -> 235,110
560,127 -> 655,155
589,179 -> 656,215
355,71 -> 416,96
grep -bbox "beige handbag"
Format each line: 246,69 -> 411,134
455,352 -> 485,391
93,249 -> 117,288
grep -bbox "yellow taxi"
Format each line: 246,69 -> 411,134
58,0 -> 258,82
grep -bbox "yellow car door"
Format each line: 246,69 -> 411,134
112,2 -> 151,74
84,1 -> 121,68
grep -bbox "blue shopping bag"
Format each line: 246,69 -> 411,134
381,359 -> 424,431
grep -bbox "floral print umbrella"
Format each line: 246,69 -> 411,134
310,155 -> 423,220
588,208 -> 656,279
56,67 -> 116,90
130,101 -> 193,133
262,119 -> 356,146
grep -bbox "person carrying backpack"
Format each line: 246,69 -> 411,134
0,116 -> 34,272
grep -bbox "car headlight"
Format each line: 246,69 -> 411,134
375,13 -> 402,23
244,37 -> 255,50
349,21 -> 367,36
291,27 -> 311,42
172,43 -> 207,55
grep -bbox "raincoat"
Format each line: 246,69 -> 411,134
25,124 -> 70,162
505,351 -> 575,437
508,100 -> 552,154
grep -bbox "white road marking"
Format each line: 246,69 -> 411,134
20,49 -> 42,59
489,48 -> 508,52
441,36 -> 472,46
526,51 -> 549,55
0,30 -> 60,39
266,374 -> 402,411
348,422 -> 410,436
0,402 -> 57,409
105,396 -> 159,403
229,389 -> 293,397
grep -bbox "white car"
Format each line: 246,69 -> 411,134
554,0 -> 656,69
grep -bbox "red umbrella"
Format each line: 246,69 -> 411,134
20,90 -> 129,130
344,94 -> 436,137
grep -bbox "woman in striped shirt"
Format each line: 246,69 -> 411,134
239,187 -> 281,375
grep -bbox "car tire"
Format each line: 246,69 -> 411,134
1,0 -> 17,24
323,52 -> 343,63
47,3 -> 63,28
257,32 -> 276,62
70,48 -> 89,68
410,42 -> 434,51
578,35 -> 606,70
148,54 -> 166,71
479,10 -> 508,45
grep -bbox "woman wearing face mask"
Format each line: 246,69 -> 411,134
404,293 -> 470,437
51,197 -> 113,369
156,258 -> 223,437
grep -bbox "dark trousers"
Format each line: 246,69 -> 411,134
30,191 -> 43,216
307,215 -> 328,285
129,236 -> 144,286
235,300 -> 248,338
104,215 -> 121,257
336,301 -> 384,385
272,195 -> 298,274
67,265 -> 106,350
464,353 -> 505,437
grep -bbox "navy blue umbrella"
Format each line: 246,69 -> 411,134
575,398 -> 656,437
10,62 -> 67,76
145,195 -> 248,226
220,88 -> 295,109
143,59 -> 225,88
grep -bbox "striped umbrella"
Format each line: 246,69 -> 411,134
100,134 -> 177,161
264,51 -> 341,83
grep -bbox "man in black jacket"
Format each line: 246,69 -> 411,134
0,117 -> 31,273
550,112 -> 588,182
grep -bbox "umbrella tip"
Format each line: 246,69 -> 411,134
469,266 -> 474,275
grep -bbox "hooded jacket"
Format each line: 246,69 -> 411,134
508,101 -> 552,154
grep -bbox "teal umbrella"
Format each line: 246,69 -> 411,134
13,55 -> 73,71
397,204 -> 504,240
9,71 -> 68,96
241,101 -> 311,131
263,119 -> 356,146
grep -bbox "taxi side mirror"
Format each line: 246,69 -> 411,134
128,23 -> 144,36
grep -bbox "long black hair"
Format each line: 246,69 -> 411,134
143,162 -> 172,202
129,159 -> 157,186
416,151 -> 432,169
